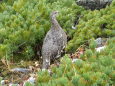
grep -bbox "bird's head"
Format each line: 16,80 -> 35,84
50,11 -> 59,19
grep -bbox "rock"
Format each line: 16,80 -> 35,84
95,45 -> 106,52
72,26 -> 76,29
72,58 -> 79,63
9,83 -> 19,86
95,37 -> 103,47
35,61 -> 39,67
1,80 -> 9,85
76,0 -> 112,10
72,58 -> 83,63
26,77 -> 35,84
23,76 -> 35,86
1,80 -> 5,85
95,37 -> 108,47
10,68 -> 31,73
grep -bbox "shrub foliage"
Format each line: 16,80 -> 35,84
0,0 -> 115,86
66,0 -> 115,53
37,37 -> 115,86
0,0 -> 81,60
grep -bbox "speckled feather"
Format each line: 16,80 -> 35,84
42,11 -> 67,69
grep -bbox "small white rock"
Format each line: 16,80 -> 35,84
9,83 -> 19,86
10,68 -> 31,73
23,77 -> 35,86
72,58 -> 79,63
35,62 -> 39,67
42,68 -> 46,71
72,26 -> 76,29
48,69 -> 52,74
1,80 -> 5,85
27,77 -> 35,84
95,46 -> 106,52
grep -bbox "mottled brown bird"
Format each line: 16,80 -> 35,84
42,11 -> 67,69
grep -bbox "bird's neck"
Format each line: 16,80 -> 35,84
51,17 -> 60,29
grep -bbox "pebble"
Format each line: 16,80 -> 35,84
9,83 -> 19,86
95,46 -> 106,52
1,80 -> 5,85
1,80 -> 9,85
72,58 -> 80,63
23,76 -> 35,86
10,68 -> 31,73
72,26 -> 76,29
95,37 -> 102,47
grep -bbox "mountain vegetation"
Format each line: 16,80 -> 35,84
0,0 -> 115,85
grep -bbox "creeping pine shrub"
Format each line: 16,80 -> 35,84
0,0 -> 83,60
36,37 -> 115,86
66,0 -> 115,53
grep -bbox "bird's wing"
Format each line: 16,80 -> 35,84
43,30 -> 52,44
42,40 -> 59,59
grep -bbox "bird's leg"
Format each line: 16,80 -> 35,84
42,56 -> 50,70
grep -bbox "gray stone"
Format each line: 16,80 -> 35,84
10,68 -> 31,73
95,37 -> 108,47
76,0 -> 112,10
95,37 -> 102,47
